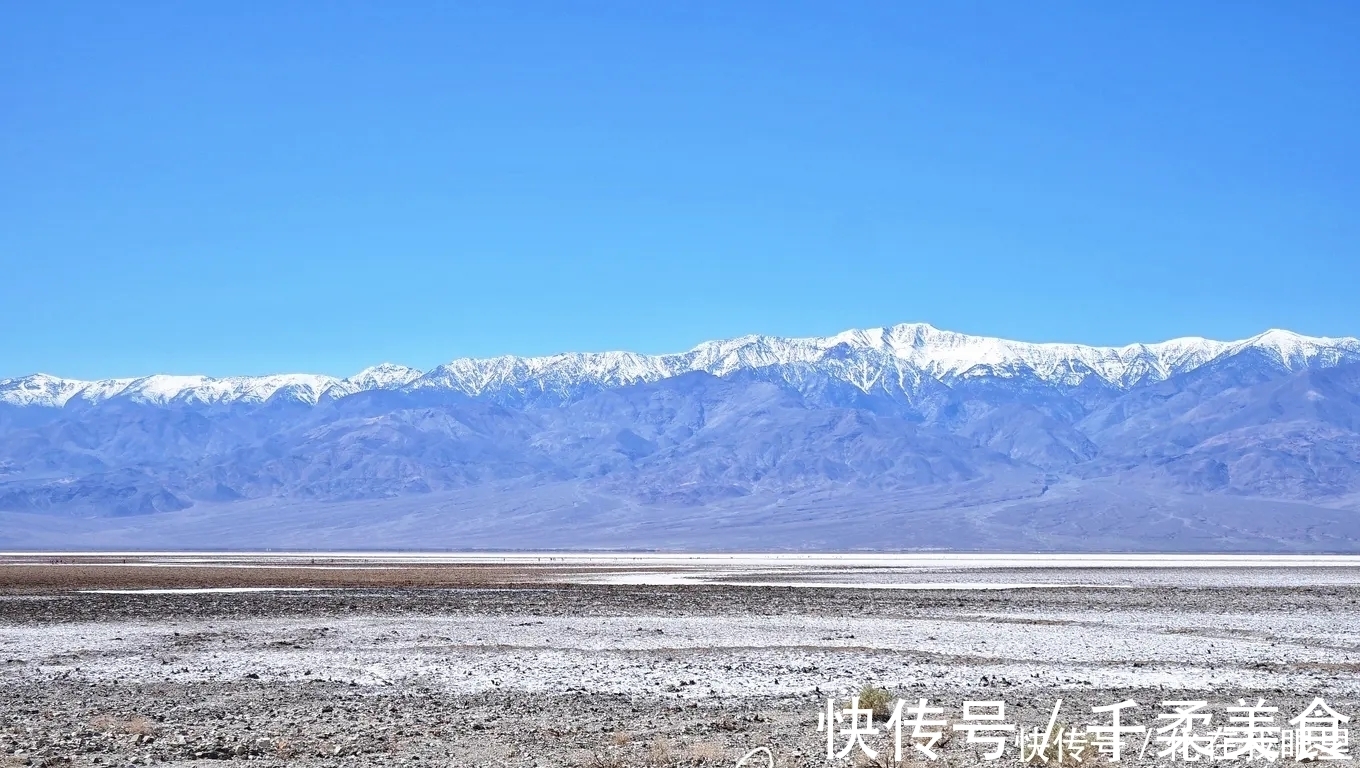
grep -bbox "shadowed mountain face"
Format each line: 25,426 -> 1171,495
3,327 -> 1360,551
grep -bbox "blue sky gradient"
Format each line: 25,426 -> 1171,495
2,2 -> 1357,379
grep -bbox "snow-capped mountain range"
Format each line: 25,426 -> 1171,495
5,321 -> 1360,551
4,323 -> 1358,409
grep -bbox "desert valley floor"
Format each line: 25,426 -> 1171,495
2,554 -> 1359,767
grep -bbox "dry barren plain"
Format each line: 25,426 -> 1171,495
3,554 -> 1359,768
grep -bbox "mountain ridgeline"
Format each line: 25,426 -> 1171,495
3,323 -> 1360,551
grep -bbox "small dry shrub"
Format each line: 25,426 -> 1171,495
125,716 -> 159,737
89,715 -> 159,737
647,738 -> 672,766
611,730 -> 631,746
686,741 -> 727,763
857,685 -> 896,718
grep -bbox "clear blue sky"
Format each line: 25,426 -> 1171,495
2,2 -> 1357,380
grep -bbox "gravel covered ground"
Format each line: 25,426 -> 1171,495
3,560 -> 1360,767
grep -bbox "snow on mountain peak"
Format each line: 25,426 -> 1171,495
343,364 -> 424,391
412,350 -> 671,397
3,324 -> 1357,409
0,373 -> 88,408
0,372 -> 343,408
1234,329 -> 1360,370
106,373 -> 344,406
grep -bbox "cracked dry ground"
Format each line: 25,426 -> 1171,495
2,575 -> 1359,767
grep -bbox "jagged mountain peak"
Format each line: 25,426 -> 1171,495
1232,329 -> 1360,370
342,364 -> 424,392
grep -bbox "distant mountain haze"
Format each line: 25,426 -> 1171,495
2,323 -> 1359,551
